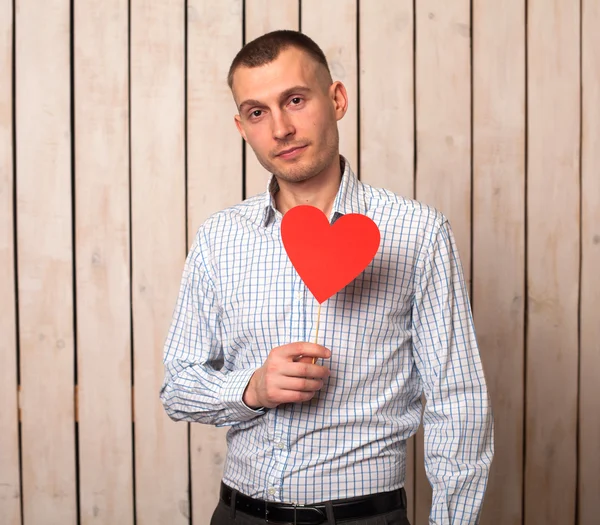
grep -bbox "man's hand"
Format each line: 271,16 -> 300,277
243,343 -> 331,409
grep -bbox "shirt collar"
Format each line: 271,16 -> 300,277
261,155 -> 365,227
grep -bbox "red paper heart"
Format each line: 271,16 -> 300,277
281,205 -> 380,304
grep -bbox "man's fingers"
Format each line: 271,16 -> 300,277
276,390 -> 316,404
282,342 -> 331,359
294,355 -> 317,364
280,377 -> 324,392
258,342 -> 333,408
279,362 -> 330,379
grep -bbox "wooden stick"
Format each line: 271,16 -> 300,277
312,302 -> 322,364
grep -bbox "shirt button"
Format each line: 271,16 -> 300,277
296,291 -> 304,302
268,487 -> 277,495
276,442 -> 285,449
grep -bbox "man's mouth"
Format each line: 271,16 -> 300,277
276,145 -> 307,158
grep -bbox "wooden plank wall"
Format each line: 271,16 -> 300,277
414,3 -> 472,521
580,3 -> 600,524
0,1 -> 20,524
187,0 -> 242,517
526,2 -> 580,524
359,3 -> 415,523
131,1 -> 189,524
75,1 -> 133,523
0,1 -> 598,524
472,1 -> 526,524
16,2 -> 77,524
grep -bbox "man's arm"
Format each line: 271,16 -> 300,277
160,233 -> 265,427
160,231 -> 332,427
412,217 -> 494,524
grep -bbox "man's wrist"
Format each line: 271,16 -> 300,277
242,373 -> 261,409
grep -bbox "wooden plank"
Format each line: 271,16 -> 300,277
525,1 -> 580,524
414,2 -> 471,523
404,436 -> 415,525
414,0 -> 471,277
579,1 -> 600,523
358,2 -> 415,521
15,0 -> 77,523
187,1 -> 243,522
74,1 -> 133,523
0,0 -> 21,522
188,0 -> 243,228
244,0 -> 299,198
130,1 -> 189,523
472,1 -> 525,523
245,0 -> 299,41
359,0 -> 414,197
413,422 -> 429,524
302,0 -> 358,172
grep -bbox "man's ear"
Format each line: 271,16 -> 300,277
234,114 -> 247,141
329,81 -> 348,121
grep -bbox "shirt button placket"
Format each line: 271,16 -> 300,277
269,435 -> 287,501
270,276 -> 305,502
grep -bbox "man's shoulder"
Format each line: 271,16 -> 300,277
192,193 -> 266,249
361,182 -> 446,229
200,193 -> 265,229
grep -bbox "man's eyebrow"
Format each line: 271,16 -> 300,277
238,85 -> 312,112
278,85 -> 312,102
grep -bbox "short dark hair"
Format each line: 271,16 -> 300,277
227,30 -> 331,89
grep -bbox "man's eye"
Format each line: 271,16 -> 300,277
290,97 -> 302,105
251,110 -> 262,118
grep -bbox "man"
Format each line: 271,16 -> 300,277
161,30 -> 493,525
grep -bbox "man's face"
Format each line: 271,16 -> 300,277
231,47 -> 347,183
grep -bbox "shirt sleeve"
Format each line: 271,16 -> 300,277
412,218 -> 494,524
160,232 -> 265,427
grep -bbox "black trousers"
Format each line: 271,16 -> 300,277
210,496 -> 411,525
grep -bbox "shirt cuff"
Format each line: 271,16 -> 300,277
219,367 -> 266,423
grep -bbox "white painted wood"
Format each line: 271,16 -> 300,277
302,0 -> 358,172
245,0 -> 299,42
579,1 -> 600,523
413,422 -> 429,525
187,1 -> 244,522
472,1 -> 526,524
130,1 -> 189,523
0,0 -> 21,522
359,2 -> 415,521
415,0 -> 471,279
359,0 -> 414,198
526,1 -> 580,524
244,0 -> 299,198
15,0 -> 77,523
191,424 -> 229,524
74,0 -> 133,523
414,2 -> 471,523
404,437 -> 415,525
188,0 -> 244,231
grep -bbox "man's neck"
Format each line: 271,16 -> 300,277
274,156 -> 343,219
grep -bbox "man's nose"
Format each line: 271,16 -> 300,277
272,110 -> 295,140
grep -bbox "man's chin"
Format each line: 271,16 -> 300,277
260,153 -> 328,183
274,168 -> 316,184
